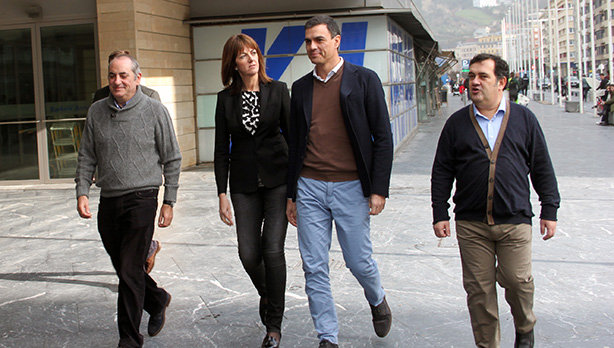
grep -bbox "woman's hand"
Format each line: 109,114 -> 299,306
218,193 -> 234,226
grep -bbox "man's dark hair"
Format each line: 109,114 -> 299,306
305,15 -> 341,38
470,53 -> 509,82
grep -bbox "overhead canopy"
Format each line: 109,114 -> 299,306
435,51 -> 458,77
386,10 -> 438,55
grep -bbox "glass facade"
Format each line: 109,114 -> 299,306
41,24 -> 96,179
0,28 -> 38,180
0,23 -> 95,182
387,19 -> 418,149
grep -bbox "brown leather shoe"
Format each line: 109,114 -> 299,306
370,296 -> 392,337
145,240 -> 161,274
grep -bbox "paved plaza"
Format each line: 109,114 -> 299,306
1,94 -> 613,347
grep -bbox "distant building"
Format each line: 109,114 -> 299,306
473,0 -> 498,7
455,41 -> 480,63
455,32 -> 502,64
474,27 -> 491,37
478,32 -> 503,56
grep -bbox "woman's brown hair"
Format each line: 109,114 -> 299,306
221,34 -> 272,95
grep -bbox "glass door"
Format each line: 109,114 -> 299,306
41,23 -> 96,179
0,28 -> 39,180
0,22 -> 96,182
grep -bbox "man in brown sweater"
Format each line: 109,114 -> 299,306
286,15 -> 394,348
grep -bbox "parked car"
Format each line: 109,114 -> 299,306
537,78 -> 551,90
563,76 -> 580,88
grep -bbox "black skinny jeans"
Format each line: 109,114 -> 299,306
98,189 -> 168,348
231,184 -> 288,333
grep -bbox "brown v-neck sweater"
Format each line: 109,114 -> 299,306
300,65 -> 359,182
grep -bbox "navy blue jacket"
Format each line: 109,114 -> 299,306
431,102 -> 560,225
287,62 -> 393,200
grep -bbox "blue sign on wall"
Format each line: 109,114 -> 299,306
241,22 -> 368,80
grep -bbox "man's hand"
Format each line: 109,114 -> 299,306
540,219 -> 557,240
433,220 -> 451,238
77,195 -> 92,219
369,194 -> 386,215
286,199 -> 297,227
218,193 -> 234,226
158,204 -> 173,227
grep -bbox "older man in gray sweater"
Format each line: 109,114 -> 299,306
75,54 -> 181,348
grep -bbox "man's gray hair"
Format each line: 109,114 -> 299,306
109,54 -> 141,79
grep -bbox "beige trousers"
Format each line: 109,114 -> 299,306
456,221 -> 536,348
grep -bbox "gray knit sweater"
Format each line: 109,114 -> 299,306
75,87 -> 182,202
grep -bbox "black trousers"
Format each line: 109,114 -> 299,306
98,189 -> 167,348
231,184 -> 288,333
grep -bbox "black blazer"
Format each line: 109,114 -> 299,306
214,80 -> 290,194
287,62 -> 393,200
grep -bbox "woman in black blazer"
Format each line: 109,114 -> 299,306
214,34 -> 289,348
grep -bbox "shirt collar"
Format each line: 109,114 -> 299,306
473,95 -> 506,120
313,57 -> 344,83
113,86 -> 140,109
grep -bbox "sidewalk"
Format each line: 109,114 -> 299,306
1,94 -> 613,348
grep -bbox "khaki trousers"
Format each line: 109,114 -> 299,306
456,221 -> 536,348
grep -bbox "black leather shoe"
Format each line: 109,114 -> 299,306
261,333 -> 281,348
370,296 -> 392,337
148,291 -> 171,336
318,340 -> 339,348
514,329 -> 534,348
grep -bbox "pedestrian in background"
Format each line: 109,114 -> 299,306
598,82 -> 614,126
520,73 -> 529,95
431,53 -> 560,348
92,49 -> 162,275
507,71 -> 519,103
459,79 -> 467,105
596,73 -> 609,102
76,54 -> 181,348
286,15 -> 393,348
214,33 -> 290,348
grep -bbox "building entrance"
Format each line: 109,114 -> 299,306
0,21 -> 96,182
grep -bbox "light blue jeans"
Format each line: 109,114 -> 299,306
296,177 -> 385,344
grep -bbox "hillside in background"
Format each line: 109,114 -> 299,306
412,0 -> 508,49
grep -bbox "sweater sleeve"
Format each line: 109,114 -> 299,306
431,119 -> 456,224
155,104 -> 182,203
527,114 -> 560,221
75,110 -> 97,198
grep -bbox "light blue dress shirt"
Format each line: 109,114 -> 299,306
473,96 -> 507,151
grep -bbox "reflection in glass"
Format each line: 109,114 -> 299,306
0,124 -> 39,180
47,121 -> 84,179
41,24 -> 96,178
0,29 -> 35,123
0,28 -> 39,180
